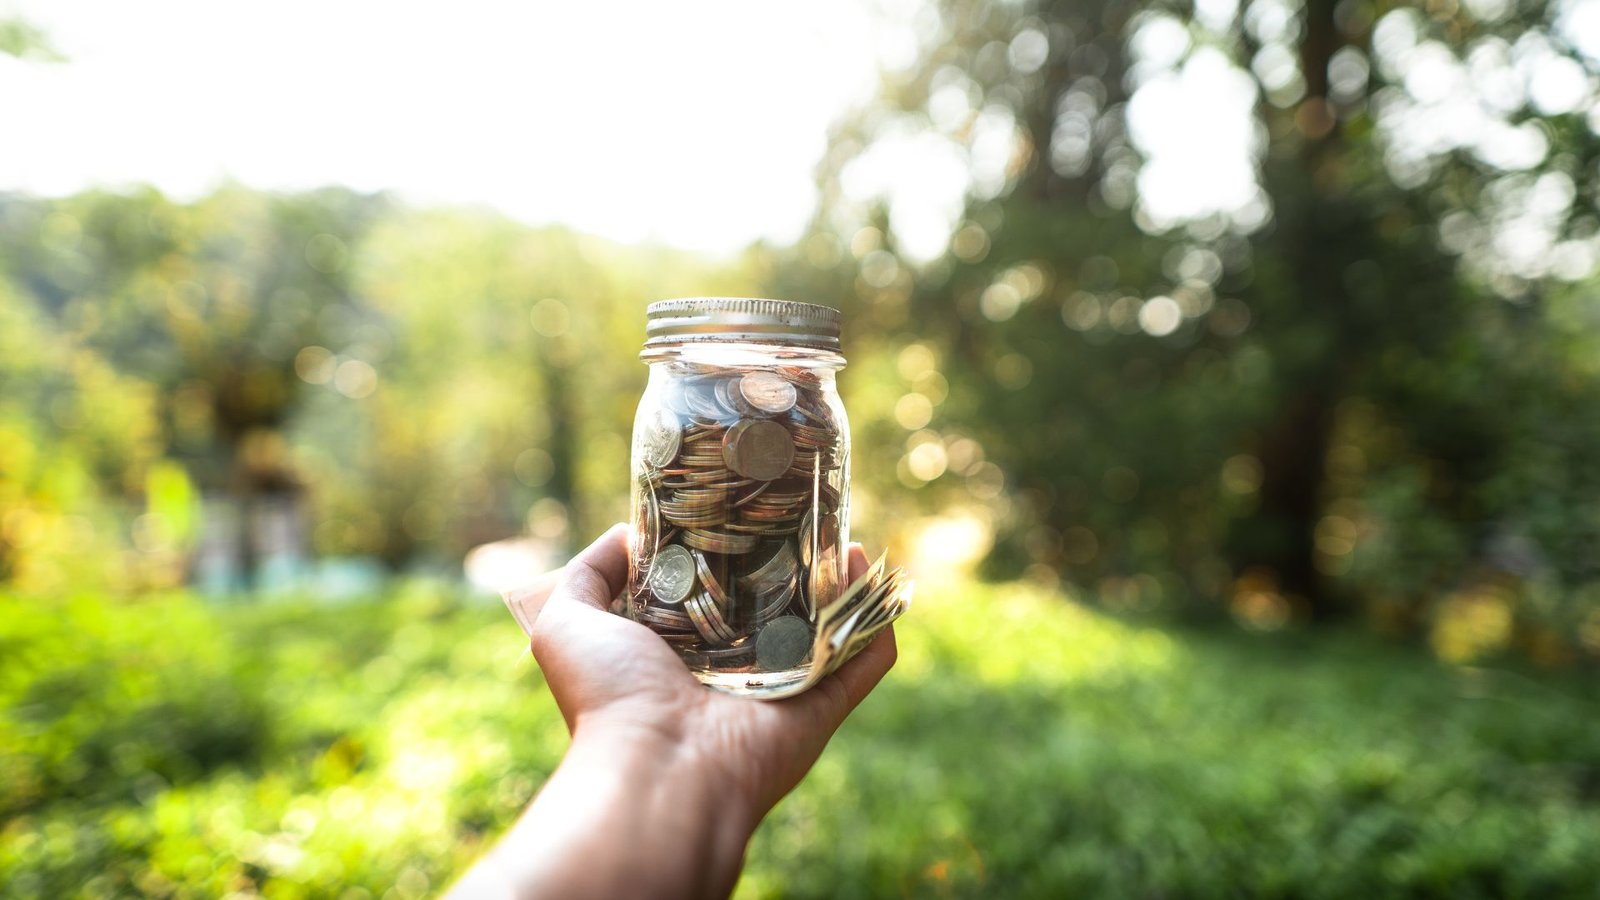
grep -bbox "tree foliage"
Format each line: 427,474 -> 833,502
0,188 -> 760,586
787,0 -> 1600,660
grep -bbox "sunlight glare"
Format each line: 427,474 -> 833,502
2,0 -> 881,255
1127,47 -> 1262,231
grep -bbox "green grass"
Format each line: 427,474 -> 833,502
3,580 -> 1599,898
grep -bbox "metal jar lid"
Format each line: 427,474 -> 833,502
644,298 -> 841,351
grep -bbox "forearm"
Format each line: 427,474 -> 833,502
453,723 -> 759,899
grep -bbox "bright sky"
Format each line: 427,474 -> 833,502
16,1 -> 1595,267
0,0 -> 1277,261
1,0 -> 885,255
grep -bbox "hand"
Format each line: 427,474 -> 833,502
455,524 -> 896,899
524,523 -> 896,811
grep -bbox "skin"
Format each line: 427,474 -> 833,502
448,524 -> 898,900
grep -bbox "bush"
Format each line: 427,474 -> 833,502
3,582 -> 1599,897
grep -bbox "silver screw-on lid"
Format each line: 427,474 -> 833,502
644,298 -> 842,351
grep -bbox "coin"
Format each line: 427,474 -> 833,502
756,616 -> 811,670
797,509 -> 814,566
686,590 -> 738,644
715,378 -> 748,417
666,381 -> 693,416
638,604 -> 694,631
693,550 -> 732,609
648,544 -> 695,605
687,378 -> 731,421
629,483 -> 661,596
641,407 -> 682,469
808,531 -> 841,614
740,540 -> 797,585
753,574 -> 797,624
683,591 -> 719,642
682,527 -> 758,555
722,418 -> 795,481
659,486 -> 729,529
682,639 -> 757,662
738,371 -> 798,414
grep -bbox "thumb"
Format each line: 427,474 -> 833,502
526,524 -> 694,728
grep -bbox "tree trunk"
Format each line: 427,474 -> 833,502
1233,0 -> 1350,615
536,337 -> 581,553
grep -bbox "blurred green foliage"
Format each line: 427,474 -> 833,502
4,0 -> 1600,663
4,581 -> 1599,898
0,17 -> 61,62
0,188 -> 765,592
773,0 -> 1600,663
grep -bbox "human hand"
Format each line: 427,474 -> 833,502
517,523 -> 896,812
460,524 -> 896,899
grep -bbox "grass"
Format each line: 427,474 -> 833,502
3,579 -> 1599,898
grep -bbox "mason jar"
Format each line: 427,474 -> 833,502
626,298 -> 850,697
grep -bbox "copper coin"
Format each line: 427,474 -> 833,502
808,530 -> 841,613
722,419 -> 795,481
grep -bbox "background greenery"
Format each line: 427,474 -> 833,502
6,585 -> 1599,898
5,0 -> 1600,894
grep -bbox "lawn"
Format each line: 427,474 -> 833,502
3,579 -> 1599,898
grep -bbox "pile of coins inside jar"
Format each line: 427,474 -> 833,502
628,364 -> 847,675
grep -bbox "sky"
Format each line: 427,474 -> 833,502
1,0 -> 886,255
0,0 -> 1276,260
15,1 -> 1593,265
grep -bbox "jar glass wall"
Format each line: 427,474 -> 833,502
626,300 -> 849,697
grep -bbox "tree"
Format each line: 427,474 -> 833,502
0,187 -> 389,586
794,0 -> 1600,649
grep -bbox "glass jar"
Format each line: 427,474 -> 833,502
626,298 -> 849,697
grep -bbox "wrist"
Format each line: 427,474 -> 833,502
494,712 -> 759,898
573,701 -> 768,829
572,710 -> 764,839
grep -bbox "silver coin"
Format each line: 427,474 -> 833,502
752,572 -> 798,624
693,549 -> 731,609
662,380 -> 693,417
740,540 -> 798,587
756,616 -> 811,670
687,379 -> 730,420
739,371 -> 798,414
641,407 -> 682,469
715,377 -> 749,417
648,545 -> 696,605
685,590 -> 737,644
